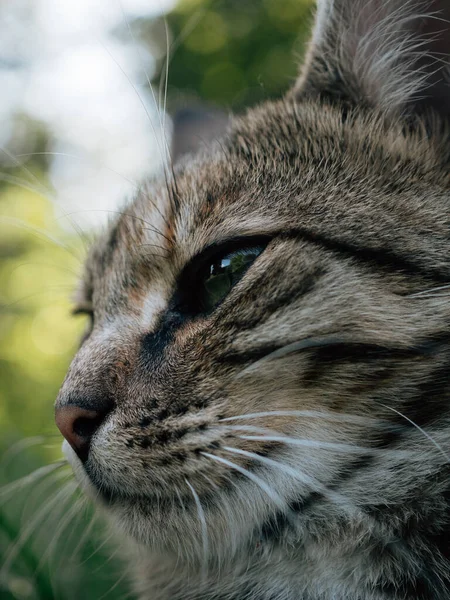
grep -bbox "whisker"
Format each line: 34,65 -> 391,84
0,166 -> 90,254
0,509 -> 56,599
98,39 -> 160,139
78,528 -> 116,566
137,242 -> 170,253
0,461 -> 67,500
18,468 -> 72,541
54,209 -> 172,244
233,335 -> 351,379
2,436 -> 51,469
97,36 -> 173,221
408,284 -> 450,297
219,421 -> 384,451
0,285 -> 77,312
162,19 -> 170,134
96,569 -> 129,600
410,292 -> 450,299
0,215 -> 81,261
7,261 -> 80,280
0,145 -> 49,190
201,452 -> 287,513
234,431 -> 412,457
117,0 -> 179,227
16,151 -> 139,187
0,170 -> 52,197
185,479 -> 209,580
140,251 -> 170,261
117,0 -> 164,129
1,479 -> 77,579
70,501 -> 96,561
36,494 -> 86,573
380,404 -> 450,463
168,6 -> 207,61
91,545 -> 122,574
222,446 -> 356,514
219,410 -> 388,427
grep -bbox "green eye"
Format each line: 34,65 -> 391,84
199,247 -> 264,311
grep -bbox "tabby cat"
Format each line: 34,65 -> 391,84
55,1 -> 450,598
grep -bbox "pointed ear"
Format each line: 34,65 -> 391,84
294,0 -> 450,121
171,107 -> 229,163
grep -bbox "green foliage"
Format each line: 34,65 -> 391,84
0,179 -> 127,598
0,0 -> 313,598
166,0 -> 313,108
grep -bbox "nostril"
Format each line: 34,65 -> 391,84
73,415 -> 105,439
55,404 -> 109,462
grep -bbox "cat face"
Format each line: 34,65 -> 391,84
56,0 -> 450,563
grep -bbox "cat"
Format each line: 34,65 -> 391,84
55,0 -> 450,598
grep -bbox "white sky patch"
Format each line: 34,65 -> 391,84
0,0 -> 176,229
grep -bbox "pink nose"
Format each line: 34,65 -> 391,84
55,405 -> 106,462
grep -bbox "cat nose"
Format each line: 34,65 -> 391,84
55,404 -> 108,462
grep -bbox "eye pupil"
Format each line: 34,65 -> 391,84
199,246 -> 264,312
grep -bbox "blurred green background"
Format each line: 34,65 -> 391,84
0,0 -> 312,598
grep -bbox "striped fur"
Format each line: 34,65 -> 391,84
57,1 -> 450,598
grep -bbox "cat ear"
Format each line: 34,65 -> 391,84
294,0 -> 450,122
171,107 -> 229,163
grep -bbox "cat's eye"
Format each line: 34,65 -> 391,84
72,305 -> 94,344
196,246 -> 264,312
72,305 -> 93,319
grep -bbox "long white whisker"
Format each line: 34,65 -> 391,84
53,209 -> 172,244
117,0 -> 163,125
98,39 -> 158,136
2,436 -> 50,469
16,151 -> 139,187
185,479 -> 209,581
219,410 -> 387,427
0,215 -> 81,260
97,570 -> 129,600
78,525 -> 116,567
37,494 -> 86,573
116,0 -> 176,208
222,446 -> 355,514
67,501 -> 97,562
168,7 -> 207,60
201,452 -> 287,513
0,461 -> 67,500
91,546 -> 122,574
97,37 -> 170,183
235,433 -> 412,457
234,335 -> 350,379
1,285 -> 76,312
8,261 -> 80,280
0,149 -> 91,251
1,479 -> 77,579
162,19 -> 170,134
380,404 -> 450,463
408,284 -> 450,297
18,466 -> 72,531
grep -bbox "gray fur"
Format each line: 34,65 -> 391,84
56,1 -> 450,598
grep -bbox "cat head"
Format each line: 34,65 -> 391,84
56,0 -> 450,564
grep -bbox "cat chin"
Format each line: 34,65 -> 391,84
110,502 -> 249,564
62,440 -> 99,501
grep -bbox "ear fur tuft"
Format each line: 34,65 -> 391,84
295,0 -> 450,122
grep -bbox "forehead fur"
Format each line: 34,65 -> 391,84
83,97 -> 449,303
